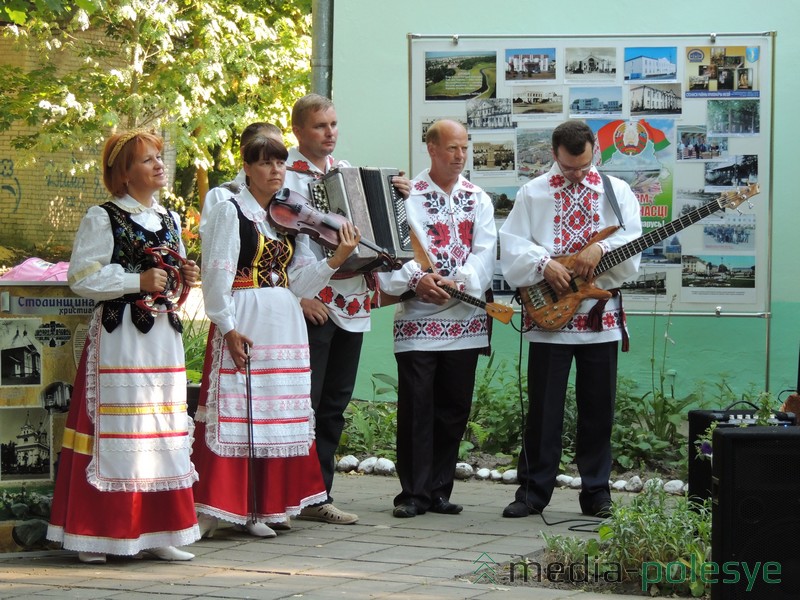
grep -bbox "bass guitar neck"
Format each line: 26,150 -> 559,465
519,183 -> 760,331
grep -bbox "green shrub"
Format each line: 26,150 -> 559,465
543,485 -> 712,597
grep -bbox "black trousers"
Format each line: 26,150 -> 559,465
306,319 -> 364,503
394,348 -> 480,510
514,341 -> 617,511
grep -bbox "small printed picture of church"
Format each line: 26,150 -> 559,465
0,408 -> 50,481
0,320 -> 42,387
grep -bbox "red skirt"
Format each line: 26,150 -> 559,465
47,327 -> 198,556
192,422 -> 326,523
192,323 -> 326,524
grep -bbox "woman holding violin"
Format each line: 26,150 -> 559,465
47,130 -> 201,564
192,135 -> 360,538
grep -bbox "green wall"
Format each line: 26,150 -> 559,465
330,0 -> 800,402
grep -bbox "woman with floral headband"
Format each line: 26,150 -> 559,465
47,130 -> 201,564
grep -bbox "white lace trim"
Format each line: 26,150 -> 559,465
195,490 -> 328,525
199,329 -> 316,459
46,523 -> 200,555
97,435 -> 193,452
86,467 -> 199,493
84,317 -> 196,492
99,370 -> 185,388
85,312 -> 102,425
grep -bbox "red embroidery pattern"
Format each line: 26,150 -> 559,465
549,174 -> 566,188
428,222 -> 451,247
346,298 -> 362,316
291,160 -> 311,171
393,315 -> 488,343
414,180 -> 430,191
414,184 -> 477,278
585,170 -> 601,186
316,286 -> 371,318
457,220 -> 473,247
553,183 -> 599,255
523,308 -> 622,333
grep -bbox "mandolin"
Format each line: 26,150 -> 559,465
519,184 -> 760,331
378,228 -> 514,324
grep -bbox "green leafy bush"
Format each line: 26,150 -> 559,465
543,485 -> 712,597
337,373 -> 398,461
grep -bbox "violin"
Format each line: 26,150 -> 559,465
135,246 -> 191,314
267,188 -> 402,271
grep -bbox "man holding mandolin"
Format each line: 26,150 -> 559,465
499,120 -> 642,519
380,119 -> 497,518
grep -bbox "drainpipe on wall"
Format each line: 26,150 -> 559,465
311,0 -> 333,98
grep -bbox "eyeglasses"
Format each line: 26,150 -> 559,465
556,159 -> 593,176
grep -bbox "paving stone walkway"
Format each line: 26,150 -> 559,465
0,474 -> 638,599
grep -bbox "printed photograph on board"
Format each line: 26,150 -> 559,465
425,50 -> 497,101
515,127 -> 556,182
703,155 -> 758,192
0,319 -> 42,388
471,135 -> 516,173
706,99 -> 760,136
629,83 -> 682,117
670,192 -> 756,254
0,407 -> 50,482
41,381 -> 73,413
681,253 -> 756,296
504,48 -> 556,81
568,86 -> 623,117
466,98 -> 512,129
684,45 -> 760,98
623,47 -> 678,81
564,47 -> 617,81
676,125 -> 729,161
510,85 -> 565,117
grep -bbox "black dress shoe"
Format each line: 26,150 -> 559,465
392,503 -> 418,518
430,498 -> 463,514
581,499 -> 613,518
502,500 -> 541,518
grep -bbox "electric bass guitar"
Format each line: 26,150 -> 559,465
519,184 -> 760,331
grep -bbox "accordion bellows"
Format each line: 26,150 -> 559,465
309,167 -> 413,273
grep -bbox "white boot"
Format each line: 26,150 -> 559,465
78,552 -> 107,564
146,546 -> 194,561
245,520 -> 276,538
197,513 -> 218,539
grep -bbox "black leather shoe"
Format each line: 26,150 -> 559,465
581,499 -> 612,518
392,503 -> 418,518
502,500 -> 541,518
430,498 -> 463,514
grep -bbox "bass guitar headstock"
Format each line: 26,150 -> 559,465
719,183 -> 760,211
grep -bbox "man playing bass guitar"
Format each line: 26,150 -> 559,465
499,120 -> 642,519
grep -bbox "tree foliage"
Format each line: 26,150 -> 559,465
0,0 -> 312,205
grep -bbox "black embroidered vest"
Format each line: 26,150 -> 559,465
229,198 -> 294,290
97,202 -> 183,334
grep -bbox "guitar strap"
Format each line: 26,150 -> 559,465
600,173 -> 625,230
595,173 -> 630,352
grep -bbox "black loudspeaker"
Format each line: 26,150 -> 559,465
688,408 -> 795,503
711,427 -> 800,599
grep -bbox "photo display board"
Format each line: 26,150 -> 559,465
408,32 -> 774,316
